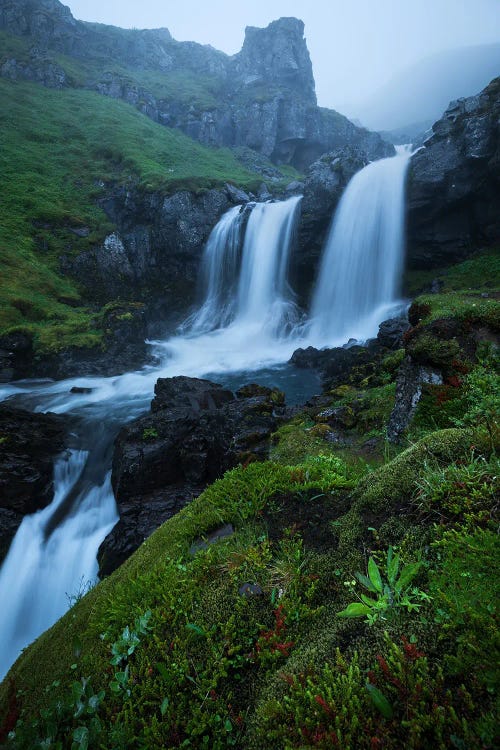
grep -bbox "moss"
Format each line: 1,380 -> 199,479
413,292 -> 500,331
381,348 -> 405,375
3,426 -> 499,747
270,416 -> 330,464
0,78 -> 262,350
356,428 -> 474,511
406,331 -> 462,368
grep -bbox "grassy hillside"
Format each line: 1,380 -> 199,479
0,252 -> 498,749
0,76 -> 265,353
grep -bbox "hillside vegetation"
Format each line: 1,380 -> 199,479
0,76 -> 269,353
1,251 -> 498,749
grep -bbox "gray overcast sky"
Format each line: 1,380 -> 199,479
66,1 -> 500,117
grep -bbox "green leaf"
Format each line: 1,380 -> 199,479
395,562 -> 421,593
72,726 -> 89,750
360,594 -> 377,608
224,719 -> 232,732
337,602 -> 372,618
160,697 -> 169,716
387,549 -> 400,587
366,683 -> 394,719
157,662 -> 170,682
355,572 -> 378,593
186,622 -> 205,636
368,557 -> 383,593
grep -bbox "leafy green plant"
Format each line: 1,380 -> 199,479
141,427 -> 159,441
338,546 -> 430,623
416,453 -> 499,527
7,677 -> 105,750
452,365 -> 499,450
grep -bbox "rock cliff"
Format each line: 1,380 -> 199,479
407,76 -> 500,266
0,0 -> 392,169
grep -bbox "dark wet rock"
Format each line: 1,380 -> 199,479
190,523 -> 235,555
33,303 -> 150,380
239,582 -> 264,597
100,376 -> 283,573
290,344 -> 379,391
0,405 -> 66,561
387,358 -> 443,442
315,405 -> 357,429
151,376 -> 234,413
407,76 -> 500,267
236,383 -> 285,405
70,386 -> 93,394
225,183 -> 250,204
377,316 -> 410,350
0,332 -> 34,382
63,186 -> 234,329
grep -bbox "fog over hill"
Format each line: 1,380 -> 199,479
358,43 -> 500,132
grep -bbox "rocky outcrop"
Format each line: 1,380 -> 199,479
0,405 -> 65,561
0,1 -> 392,170
290,342 -> 382,392
62,186 -> 237,330
387,359 -> 443,442
1,47 -> 66,87
293,147 -> 376,302
98,376 -> 285,574
0,303 -> 150,381
407,76 -> 500,267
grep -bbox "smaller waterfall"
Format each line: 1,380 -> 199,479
0,450 -> 118,680
187,205 -> 245,333
235,196 -> 302,335
309,147 -> 411,344
185,195 -> 302,338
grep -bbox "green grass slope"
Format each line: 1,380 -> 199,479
0,300 -> 498,750
0,76 -> 265,353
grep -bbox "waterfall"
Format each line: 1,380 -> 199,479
187,205 -> 245,333
0,444 -> 118,681
186,195 -> 302,338
309,147 -> 411,344
0,156 -> 413,679
235,196 -> 302,335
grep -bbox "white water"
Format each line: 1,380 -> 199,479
0,451 -> 118,679
0,152 -> 410,680
235,196 -> 302,336
309,146 -> 411,345
186,196 -> 302,338
186,205 -> 245,332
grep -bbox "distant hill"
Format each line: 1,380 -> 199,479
358,44 -> 500,131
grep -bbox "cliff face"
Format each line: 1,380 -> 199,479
407,76 -> 500,266
0,0 -> 392,169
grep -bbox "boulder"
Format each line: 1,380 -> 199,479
99,376 -> 284,573
377,316 -> 410,350
0,405 -> 66,561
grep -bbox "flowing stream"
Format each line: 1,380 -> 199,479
0,150 -> 410,680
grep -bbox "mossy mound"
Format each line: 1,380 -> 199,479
1,427 -> 498,749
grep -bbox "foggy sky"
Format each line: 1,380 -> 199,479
66,0 -> 500,118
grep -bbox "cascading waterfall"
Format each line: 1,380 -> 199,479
0,151 -> 413,680
234,196 -> 302,335
309,146 -> 412,344
0,449 -> 118,680
186,204 -> 246,332
185,195 -> 302,338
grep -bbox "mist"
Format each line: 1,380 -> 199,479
67,0 -> 500,124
